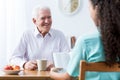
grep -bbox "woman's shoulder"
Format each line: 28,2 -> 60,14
74,32 -> 101,48
78,32 -> 100,42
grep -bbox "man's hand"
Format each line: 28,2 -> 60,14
23,60 -> 37,70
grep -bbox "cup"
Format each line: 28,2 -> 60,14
53,52 -> 70,70
36,59 -> 47,71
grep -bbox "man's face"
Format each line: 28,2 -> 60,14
33,9 -> 52,36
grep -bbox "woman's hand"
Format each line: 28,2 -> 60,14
46,64 -> 54,71
50,67 -> 73,80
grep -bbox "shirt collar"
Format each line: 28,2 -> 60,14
34,27 -> 52,37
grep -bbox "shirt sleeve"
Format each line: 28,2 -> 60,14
59,32 -> 70,52
67,37 -> 87,77
8,32 -> 27,69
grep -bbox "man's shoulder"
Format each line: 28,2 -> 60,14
50,28 -> 64,36
23,29 -> 34,34
22,29 -> 34,37
51,28 -> 63,33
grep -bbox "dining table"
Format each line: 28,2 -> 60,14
0,70 -> 53,80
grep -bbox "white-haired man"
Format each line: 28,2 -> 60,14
9,5 -> 70,70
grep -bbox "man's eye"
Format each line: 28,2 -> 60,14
47,16 -> 51,19
41,17 -> 45,20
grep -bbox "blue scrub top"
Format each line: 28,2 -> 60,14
67,32 -> 120,80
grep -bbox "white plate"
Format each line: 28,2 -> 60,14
3,70 -> 21,75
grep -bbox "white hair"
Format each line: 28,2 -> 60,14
32,5 -> 51,19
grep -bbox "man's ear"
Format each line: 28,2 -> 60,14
32,18 -> 36,24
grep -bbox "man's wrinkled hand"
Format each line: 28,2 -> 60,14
24,60 -> 37,70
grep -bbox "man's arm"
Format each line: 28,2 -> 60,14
8,33 -> 27,69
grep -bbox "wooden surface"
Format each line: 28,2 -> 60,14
79,60 -> 120,80
0,70 -> 52,80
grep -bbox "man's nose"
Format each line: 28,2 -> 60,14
45,18 -> 49,23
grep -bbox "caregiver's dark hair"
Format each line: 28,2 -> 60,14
90,0 -> 120,66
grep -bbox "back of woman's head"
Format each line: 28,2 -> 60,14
90,0 -> 120,66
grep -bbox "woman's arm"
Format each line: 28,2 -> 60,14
50,68 -> 74,80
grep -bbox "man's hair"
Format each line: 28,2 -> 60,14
90,0 -> 120,66
32,5 -> 51,19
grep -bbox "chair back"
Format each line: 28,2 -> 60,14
70,36 -> 76,48
79,60 -> 120,80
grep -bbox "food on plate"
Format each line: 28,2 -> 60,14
4,65 -> 13,70
4,65 -> 20,70
12,65 -> 20,70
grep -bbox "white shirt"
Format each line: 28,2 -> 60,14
9,27 -> 70,68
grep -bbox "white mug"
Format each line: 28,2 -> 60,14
36,59 -> 47,71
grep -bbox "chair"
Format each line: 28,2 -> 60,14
79,60 -> 120,80
70,36 -> 76,49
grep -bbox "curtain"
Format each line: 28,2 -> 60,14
0,0 -> 27,68
0,0 -> 7,69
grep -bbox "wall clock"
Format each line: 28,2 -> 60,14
59,0 -> 80,15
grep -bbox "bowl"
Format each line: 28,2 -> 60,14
3,70 -> 21,75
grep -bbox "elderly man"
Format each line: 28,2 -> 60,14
9,5 -> 70,70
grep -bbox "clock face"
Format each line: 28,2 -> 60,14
59,0 -> 80,15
